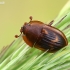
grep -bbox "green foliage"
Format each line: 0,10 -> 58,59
0,1 -> 70,70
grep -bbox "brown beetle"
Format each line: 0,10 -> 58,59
15,16 -> 68,52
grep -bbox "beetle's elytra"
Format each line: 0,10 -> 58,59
15,16 -> 68,52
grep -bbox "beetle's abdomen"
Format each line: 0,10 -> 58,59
36,28 -> 67,52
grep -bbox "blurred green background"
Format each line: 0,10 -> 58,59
0,0 -> 67,50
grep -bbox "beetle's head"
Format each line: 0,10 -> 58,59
15,16 -> 43,38
15,16 -> 33,38
21,22 -> 32,35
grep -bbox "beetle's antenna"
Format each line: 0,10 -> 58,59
15,29 -> 23,38
15,34 -> 21,38
15,35 -> 19,38
29,16 -> 33,21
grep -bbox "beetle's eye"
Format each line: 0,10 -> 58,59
24,22 -> 28,25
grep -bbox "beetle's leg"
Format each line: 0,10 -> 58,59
29,16 -> 33,21
48,20 -> 54,26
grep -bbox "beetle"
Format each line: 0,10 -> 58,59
15,16 -> 68,52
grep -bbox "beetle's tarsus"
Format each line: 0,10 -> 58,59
48,20 -> 54,26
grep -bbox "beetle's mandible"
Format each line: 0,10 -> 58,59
15,16 -> 68,52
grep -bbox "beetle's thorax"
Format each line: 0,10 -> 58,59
22,21 -> 44,46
